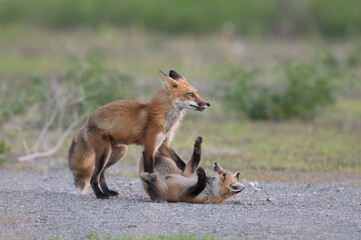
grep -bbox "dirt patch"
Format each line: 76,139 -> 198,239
0,169 -> 360,240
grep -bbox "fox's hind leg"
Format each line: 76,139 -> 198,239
99,144 -> 128,197
90,145 -> 112,199
183,136 -> 202,177
158,144 -> 186,171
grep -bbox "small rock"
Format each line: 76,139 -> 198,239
249,181 -> 260,188
336,187 -> 344,192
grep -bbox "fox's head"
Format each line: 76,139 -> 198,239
213,162 -> 245,200
159,70 -> 210,112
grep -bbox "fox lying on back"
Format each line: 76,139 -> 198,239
68,70 -> 210,201
140,137 -> 245,203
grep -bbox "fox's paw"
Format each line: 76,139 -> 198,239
105,190 -> 119,197
96,192 -> 110,199
195,136 -> 203,145
140,172 -> 150,182
148,173 -> 157,183
193,136 -> 202,153
140,172 -> 157,182
196,167 -> 206,179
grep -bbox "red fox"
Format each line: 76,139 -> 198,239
68,70 -> 210,200
140,137 -> 245,203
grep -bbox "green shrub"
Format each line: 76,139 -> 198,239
347,42 -> 361,66
316,48 -> 338,67
0,75 -> 47,124
222,61 -> 337,120
0,140 -> 9,154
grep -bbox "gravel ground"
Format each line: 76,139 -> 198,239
0,169 -> 360,240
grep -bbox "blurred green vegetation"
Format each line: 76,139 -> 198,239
0,141 -> 8,166
222,59 -> 338,120
0,7 -> 361,182
0,0 -> 361,37
347,42 -> 361,66
0,140 -> 9,154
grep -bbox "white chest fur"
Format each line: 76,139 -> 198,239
154,107 -> 185,152
165,109 -> 185,144
165,108 -> 184,133
155,132 -> 166,152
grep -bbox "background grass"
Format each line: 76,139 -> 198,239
1,0 -> 361,37
0,1 -> 361,184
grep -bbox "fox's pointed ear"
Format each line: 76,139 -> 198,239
234,172 -> 240,180
169,70 -> 183,80
169,70 -> 187,83
159,70 -> 178,89
229,182 -> 245,193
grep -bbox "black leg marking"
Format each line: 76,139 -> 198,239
168,148 -> 186,171
90,152 -> 110,199
99,171 -> 119,197
190,136 -> 202,170
98,144 -> 127,197
143,152 -> 154,173
182,167 -> 207,199
157,144 -> 186,171
68,138 -> 75,162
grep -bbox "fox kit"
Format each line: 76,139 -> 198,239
140,137 -> 245,203
68,70 -> 210,200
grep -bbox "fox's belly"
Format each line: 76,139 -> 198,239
165,175 -> 198,201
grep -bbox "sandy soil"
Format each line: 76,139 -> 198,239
0,168 -> 360,240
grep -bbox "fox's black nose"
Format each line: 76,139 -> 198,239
198,102 -> 210,107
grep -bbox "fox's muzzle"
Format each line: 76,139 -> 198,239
197,102 -> 210,111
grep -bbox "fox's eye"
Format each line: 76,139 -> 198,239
223,173 -> 227,179
188,93 -> 195,98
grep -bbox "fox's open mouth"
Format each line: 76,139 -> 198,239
190,104 -> 207,112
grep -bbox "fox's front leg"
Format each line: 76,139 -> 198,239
143,151 -> 155,173
143,130 -> 164,173
143,130 -> 166,202
181,167 -> 207,201
143,154 -> 165,202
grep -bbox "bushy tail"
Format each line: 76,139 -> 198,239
68,126 -> 95,194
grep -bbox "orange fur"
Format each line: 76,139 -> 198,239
68,70 -> 209,200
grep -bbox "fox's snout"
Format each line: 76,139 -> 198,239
213,162 -> 219,171
195,101 -> 210,112
199,102 -> 211,107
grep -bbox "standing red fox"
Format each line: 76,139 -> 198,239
68,70 -> 210,201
